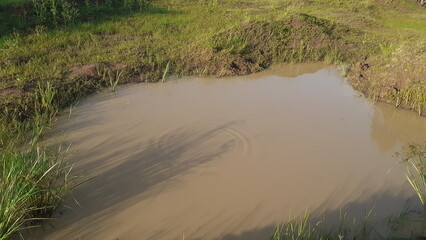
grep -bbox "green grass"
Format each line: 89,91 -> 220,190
271,207 -> 402,240
0,81 -> 70,239
272,211 -> 330,240
0,0 -> 28,7
403,144 -> 426,209
0,144 -> 71,240
385,18 -> 426,30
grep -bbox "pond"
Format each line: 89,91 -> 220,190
38,63 -> 426,239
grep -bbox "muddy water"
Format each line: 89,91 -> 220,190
39,63 -> 425,240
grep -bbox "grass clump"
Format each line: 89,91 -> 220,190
0,145 -> 71,240
394,83 -> 426,116
211,13 -> 360,63
272,208 -> 381,240
403,144 -> 426,209
272,211 -> 328,240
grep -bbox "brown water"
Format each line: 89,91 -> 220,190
37,63 -> 426,240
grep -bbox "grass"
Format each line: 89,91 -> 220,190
0,0 -> 27,7
272,211 -> 329,240
403,144 -> 426,209
0,0 -> 425,238
397,83 -> 426,116
161,61 -> 170,83
108,70 -> 123,92
349,40 -> 426,116
0,81 -> 70,239
0,144 -> 71,240
272,208 -> 380,240
272,205 -> 426,240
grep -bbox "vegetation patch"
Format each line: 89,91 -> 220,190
205,14 -> 361,76
349,42 -> 426,116
0,144 -> 71,240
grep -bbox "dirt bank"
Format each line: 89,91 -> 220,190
348,42 -> 426,116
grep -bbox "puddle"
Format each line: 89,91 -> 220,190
36,63 -> 426,240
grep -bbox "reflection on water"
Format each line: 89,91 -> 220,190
34,63 -> 426,240
370,102 -> 426,151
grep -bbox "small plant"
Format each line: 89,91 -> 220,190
395,84 -> 426,116
399,144 -> 426,237
273,211 -> 327,240
379,42 -> 396,57
272,207 -> 380,240
387,208 -> 418,232
96,65 -> 123,92
108,70 -> 123,92
68,100 -> 79,118
403,144 -> 426,209
32,81 -> 58,143
161,61 -> 170,83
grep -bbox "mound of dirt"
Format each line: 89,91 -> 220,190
183,14 -> 361,77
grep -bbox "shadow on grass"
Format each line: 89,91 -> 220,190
0,0 -> 28,7
0,1 -> 177,38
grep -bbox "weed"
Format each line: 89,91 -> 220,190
272,207 -> 379,240
68,100 -> 79,118
398,83 -> 426,116
403,144 -> 426,209
273,211 -> 327,240
108,70 -> 123,92
379,42 -> 397,57
161,62 -> 170,83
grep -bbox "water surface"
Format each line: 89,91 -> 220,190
38,63 -> 426,240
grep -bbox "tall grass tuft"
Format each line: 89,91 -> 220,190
393,83 -> 426,116
272,211 -> 329,240
0,144 -> 72,240
161,62 -> 170,83
272,208 -> 377,240
108,70 -> 123,92
403,144 -> 426,209
32,81 -> 58,144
